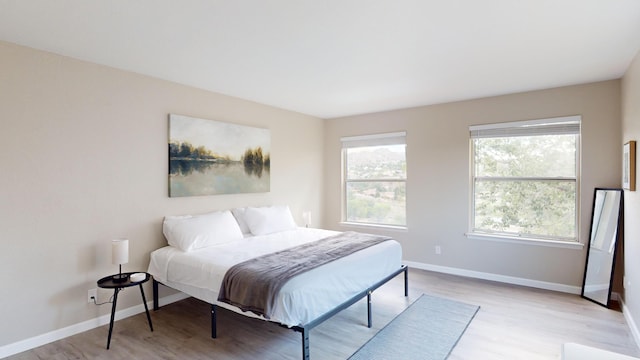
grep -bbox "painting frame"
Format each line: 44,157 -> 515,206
623,140 -> 636,191
168,114 -> 271,197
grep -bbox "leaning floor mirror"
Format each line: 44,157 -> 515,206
581,188 -> 623,307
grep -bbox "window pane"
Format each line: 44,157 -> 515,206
346,181 -> 406,226
346,145 -> 406,180
474,180 -> 576,238
474,135 -> 576,178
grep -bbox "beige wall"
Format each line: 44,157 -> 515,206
622,49 -> 640,336
324,80 -> 621,288
0,41 -> 324,347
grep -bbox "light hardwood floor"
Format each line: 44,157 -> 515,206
7,269 -> 640,359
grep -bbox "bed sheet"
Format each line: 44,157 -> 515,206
148,227 -> 402,327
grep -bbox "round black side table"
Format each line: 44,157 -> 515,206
97,272 -> 153,349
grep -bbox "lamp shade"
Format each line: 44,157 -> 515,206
302,211 -> 312,227
112,239 -> 129,265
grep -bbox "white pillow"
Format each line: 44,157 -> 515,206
231,207 -> 251,234
163,210 -> 243,252
244,205 -> 297,236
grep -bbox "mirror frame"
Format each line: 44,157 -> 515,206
581,187 -> 624,308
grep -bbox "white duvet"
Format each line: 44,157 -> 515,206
148,227 -> 402,327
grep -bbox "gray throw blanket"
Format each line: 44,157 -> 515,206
217,231 -> 392,319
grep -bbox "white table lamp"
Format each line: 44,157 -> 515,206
302,211 -> 312,228
112,239 -> 129,283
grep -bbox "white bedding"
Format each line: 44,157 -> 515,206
148,227 -> 402,327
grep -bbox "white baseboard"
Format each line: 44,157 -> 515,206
620,297 -> 640,349
0,292 -> 189,359
403,260 -> 582,294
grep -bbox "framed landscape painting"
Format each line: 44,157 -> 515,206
623,140 -> 636,191
168,114 -> 270,197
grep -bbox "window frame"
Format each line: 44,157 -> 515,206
468,116 -> 581,245
341,132 -> 407,229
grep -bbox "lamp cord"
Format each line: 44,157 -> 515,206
91,290 -> 122,306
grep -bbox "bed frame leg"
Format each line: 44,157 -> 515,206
404,265 -> 409,297
153,280 -> 159,311
211,304 -> 217,339
301,327 -> 309,360
367,291 -> 372,328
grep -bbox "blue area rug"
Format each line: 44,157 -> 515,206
348,294 -> 479,360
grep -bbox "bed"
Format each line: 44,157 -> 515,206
148,206 -> 408,359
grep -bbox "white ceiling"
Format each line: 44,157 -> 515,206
1,1 -> 640,119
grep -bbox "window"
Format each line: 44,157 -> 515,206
469,116 -> 580,242
341,132 -> 407,227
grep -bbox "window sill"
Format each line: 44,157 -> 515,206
339,222 -> 408,232
465,232 -> 584,249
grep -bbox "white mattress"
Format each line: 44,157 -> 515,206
148,227 -> 402,327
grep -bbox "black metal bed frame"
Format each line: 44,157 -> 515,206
153,264 -> 408,360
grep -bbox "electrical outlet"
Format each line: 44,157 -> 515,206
88,288 -> 97,303
435,245 -> 441,255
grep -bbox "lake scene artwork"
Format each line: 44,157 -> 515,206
168,114 -> 270,197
